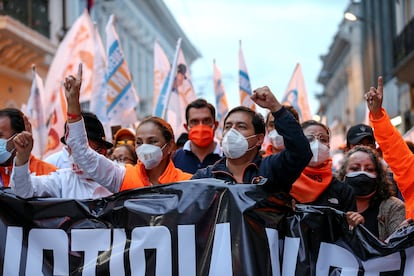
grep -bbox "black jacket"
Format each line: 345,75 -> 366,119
310,178 -> 357,212
192,107 -> 312,193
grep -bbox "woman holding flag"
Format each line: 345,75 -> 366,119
64,64 -> 192,192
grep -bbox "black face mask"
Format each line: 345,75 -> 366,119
345,172 -> 377,196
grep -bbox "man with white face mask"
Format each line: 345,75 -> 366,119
192,86 -> 312,193
0,108 -> 56,187
264,104 -> 299,156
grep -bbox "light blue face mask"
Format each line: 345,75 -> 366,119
0,136 -> 15,164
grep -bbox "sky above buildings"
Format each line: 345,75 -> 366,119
164,0 -> 350,116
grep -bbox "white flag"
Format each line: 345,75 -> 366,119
22,66 -> 47,158
89,23 -> 108,124
153,41 -> 171,115
105,14 -> 139,125
43,10 -> 96,157
213,60 -> 229,139
153,38 -> 183,137
166,48 -> 197,137
239,41 -> 255,110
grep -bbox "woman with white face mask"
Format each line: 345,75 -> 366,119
290,120 -> 358,216
63,64 -> 192,192
337,145 -> 405,241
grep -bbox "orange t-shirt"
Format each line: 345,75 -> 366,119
120,159 -> 192,191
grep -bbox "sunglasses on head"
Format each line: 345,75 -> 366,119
116,140 -> 135,146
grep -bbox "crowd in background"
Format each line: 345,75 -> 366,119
1,68 -> 413,242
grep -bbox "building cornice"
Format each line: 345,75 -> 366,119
0,16 -> 56,73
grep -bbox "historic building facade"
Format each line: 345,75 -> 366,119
0,0 -> 200,118
317,0 -> 413,144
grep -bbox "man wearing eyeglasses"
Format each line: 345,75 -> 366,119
172,99 -> 222,174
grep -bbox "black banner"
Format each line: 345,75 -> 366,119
0,178 -> 414,275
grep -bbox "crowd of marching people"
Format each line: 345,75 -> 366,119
1,64 -> 413,242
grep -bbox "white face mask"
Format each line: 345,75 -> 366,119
308,140 -> 330,167
222,128 -> 256,159
268,129 -> 285,150
136,144 -> 166,169
0,135 -> 16,164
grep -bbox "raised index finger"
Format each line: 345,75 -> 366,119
77,63 -> 83,81
377,76 -> 383,96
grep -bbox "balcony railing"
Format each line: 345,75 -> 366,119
0,0 -> 49,38
394,17 -> 414,66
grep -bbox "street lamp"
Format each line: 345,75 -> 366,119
344,12 -> 358,22
344,11 -> 365,23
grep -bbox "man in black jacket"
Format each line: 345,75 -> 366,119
192,86 -> 312,193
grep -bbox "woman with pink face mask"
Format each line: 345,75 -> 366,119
289,120 -> 362,227
337,145 -> 405,241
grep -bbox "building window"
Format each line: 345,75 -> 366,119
0,0 -> 49,37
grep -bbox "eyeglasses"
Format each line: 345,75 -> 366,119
116,140 -> 135,146
112,156 -> 135,164
305,134 -> 330,144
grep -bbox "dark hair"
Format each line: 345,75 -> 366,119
301,120 -> 330,136
138,116 -> 175,143
405,140 -> 414,153
337,145 -> 392,203
224,106 -> 265,135
0,108 -> 25,133
115,144 -> 138,164
185,98 -> 216,123
176,132 -> 188,148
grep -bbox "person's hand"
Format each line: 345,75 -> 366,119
345,211 -> 365,230
250,86 -> 282,113
13,132 -> 33,166
64,63 -> 82,120
364,76 -> 383,119
398,218 -> 413,228
23,115 -> 32,134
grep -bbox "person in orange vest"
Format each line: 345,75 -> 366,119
365,76 -> 414,220
0,108 -> 56,187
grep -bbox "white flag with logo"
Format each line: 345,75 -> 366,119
166,48 -> 197,137
239,41 -> 255,110
105,14 -> 139,125
153,41 -> 171,115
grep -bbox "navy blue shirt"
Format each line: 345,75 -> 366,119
173,146 -> 221,174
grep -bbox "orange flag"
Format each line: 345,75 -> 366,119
281,63 -> 312,122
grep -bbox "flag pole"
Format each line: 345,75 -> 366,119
162,38 -> 182,119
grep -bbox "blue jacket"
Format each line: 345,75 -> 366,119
192,107 -> 312,193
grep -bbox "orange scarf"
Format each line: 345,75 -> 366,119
290,160 -> 333,203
